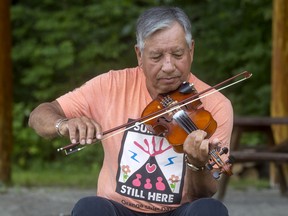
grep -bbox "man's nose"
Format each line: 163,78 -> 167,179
161,55 -> 175,73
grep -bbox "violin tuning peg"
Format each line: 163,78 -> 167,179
206,163 -> 214,171
227,155 -> 235,164
220,147 -> 229,155
212,171 -> 221,180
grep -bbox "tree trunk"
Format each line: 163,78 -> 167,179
271,0 -> 288,184
0,0 -> 13,185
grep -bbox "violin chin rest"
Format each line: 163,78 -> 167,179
179,82 -> 195,94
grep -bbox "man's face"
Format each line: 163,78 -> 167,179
135,22 -> 194,98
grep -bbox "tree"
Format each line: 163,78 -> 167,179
271,0 -> 288,182
0,0 -> 13,185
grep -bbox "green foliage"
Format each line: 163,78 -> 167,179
11,0 -> 273,181
11,0 -> 142,171
184,0 -> 272,115
12,0 -> 141,104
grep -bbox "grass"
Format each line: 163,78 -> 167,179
11,163 -> 100,188
229,177 -> 271,190
11,165 -> 271,191
11,142 -> 104,188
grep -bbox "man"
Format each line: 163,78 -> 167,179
29,6 -> 233,216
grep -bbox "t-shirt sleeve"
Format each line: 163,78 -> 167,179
190,74 -> 234,152
56,73 -> 110,123
209,98 -> 234,148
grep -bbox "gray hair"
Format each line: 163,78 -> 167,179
136,6 -> 192,52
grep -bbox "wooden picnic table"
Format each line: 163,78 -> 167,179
217,116 -> 288,200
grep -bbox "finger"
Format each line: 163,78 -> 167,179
210,138 -> 220,150
67,120 -> 80,144
85,120 -> 97,144
194,130 -> 207,144
186,130 -> 207,153
199,139 -> 210,161
199,139 -> 209,153
211,138 -> 220,144
78,120 -> 87,145
184,130 -> 209,164
91,120 -> 103,140
183,132 -> 195,153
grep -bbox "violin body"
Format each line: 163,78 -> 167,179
141,82 -> 217,153
141,82 -> 233,178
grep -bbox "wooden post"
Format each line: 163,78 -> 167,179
271,0 -> 288,185
0,0 -> 13,185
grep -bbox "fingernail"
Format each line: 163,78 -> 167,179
97,134 -> 102,139
87,139 -> 92,144
72,139 -> 77,144
80,139 -> 86,144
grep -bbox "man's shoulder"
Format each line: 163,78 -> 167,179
88,66 -> 143,86
190,73 -> 231,104
106,66 -> 142,77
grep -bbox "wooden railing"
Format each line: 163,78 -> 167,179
217,116 -> 288,200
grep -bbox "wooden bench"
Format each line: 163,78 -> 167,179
217,116 -> 288,200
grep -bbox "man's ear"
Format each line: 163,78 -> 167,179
134,45 -> 143,67
189,40 -> 195,62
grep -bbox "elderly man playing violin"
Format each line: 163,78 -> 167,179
29,6 -> 233,216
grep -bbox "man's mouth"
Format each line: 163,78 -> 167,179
159,76 -> 178,80
159,76 -> 180,82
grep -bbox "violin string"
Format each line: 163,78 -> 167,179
210,149 -> 224,166
60,75 -> 250,153
182,111 -> 198,131
176,111 -> 198,133
161,97 -> 198,135
101,99 -> 200,142
178,77 -> 248,112
177,116 -> 190,133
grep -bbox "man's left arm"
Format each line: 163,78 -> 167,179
181,98 -> 233,201
181,130 -> 219,202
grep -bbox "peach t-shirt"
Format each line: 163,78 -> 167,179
57,66 -> 233,213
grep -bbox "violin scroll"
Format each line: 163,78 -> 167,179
206,146 -> 234,179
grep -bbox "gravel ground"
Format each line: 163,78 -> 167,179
0,186 -> 287,216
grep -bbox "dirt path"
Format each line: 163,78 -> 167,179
0,187 -> 287,216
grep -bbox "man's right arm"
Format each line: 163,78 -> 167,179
28,101 -> 66,139
28,100 -> 103,144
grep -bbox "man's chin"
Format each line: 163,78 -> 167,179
159,84 -> 181,94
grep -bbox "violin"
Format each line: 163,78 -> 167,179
141,82 -> 233,179
141,82 -> 217,153
57,71 -> 252,178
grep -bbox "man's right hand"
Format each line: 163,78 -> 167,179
58,116 -> 102,145
28,100 -> 102,145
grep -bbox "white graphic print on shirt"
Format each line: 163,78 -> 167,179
116,120 -> 185,204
